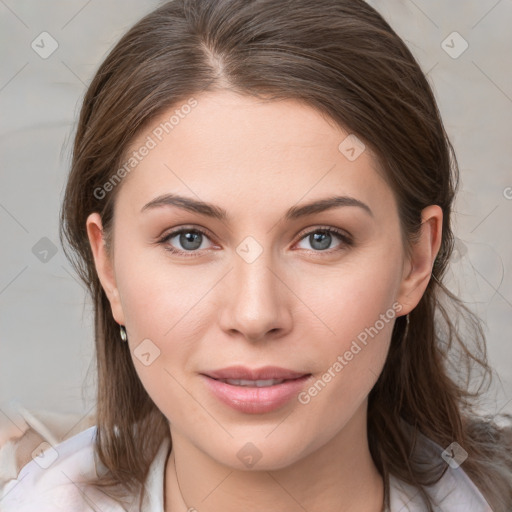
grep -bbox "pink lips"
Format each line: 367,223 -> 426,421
201,366 -> 312,414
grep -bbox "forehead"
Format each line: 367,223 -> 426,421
116,90 -> 393,218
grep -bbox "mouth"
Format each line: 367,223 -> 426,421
200,367 -> 313,414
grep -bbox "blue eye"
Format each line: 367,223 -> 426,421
296,227 -> 352,252
157,226 -> 352,258
159,227 -> 213,257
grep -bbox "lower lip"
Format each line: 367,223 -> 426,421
201,374 -> 312,414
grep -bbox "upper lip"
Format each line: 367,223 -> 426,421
203,366 -> 310,381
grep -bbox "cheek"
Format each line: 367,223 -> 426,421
297,245 -> 402,398
114,257 -> 203,421
294,272 -> 399,438
114,242 -> 202,337
303,245 -> 402,349
113,247 -> 223,404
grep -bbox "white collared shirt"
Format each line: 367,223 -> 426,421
0,426 -> 493,511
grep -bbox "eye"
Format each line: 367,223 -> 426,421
295,226 -> 353,253
158,226 -> 214,257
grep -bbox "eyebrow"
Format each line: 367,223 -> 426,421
140,193 -> 373,220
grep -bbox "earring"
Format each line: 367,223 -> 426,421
120,325 -> 127,342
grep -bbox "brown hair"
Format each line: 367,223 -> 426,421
59,0 -> 512,510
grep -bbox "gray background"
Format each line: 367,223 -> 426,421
1,0 -> 511,423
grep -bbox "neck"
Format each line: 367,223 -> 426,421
164,402 -> 384,512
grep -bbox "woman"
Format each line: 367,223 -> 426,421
1,0 -> 511,510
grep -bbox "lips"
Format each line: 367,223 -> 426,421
201,371 -> 313,414
203,365 -> 309,381
200,365 -> 313,413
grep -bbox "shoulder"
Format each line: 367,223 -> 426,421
0,426 -> 127,512
386,420 -> 500,511
389,466 -> 493,511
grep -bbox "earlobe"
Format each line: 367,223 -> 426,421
396,205 -> 443,315
85,212 -> 125,325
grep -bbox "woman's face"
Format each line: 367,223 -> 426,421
87,90 -> 439,470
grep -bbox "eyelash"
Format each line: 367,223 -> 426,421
157,225 -> 353,258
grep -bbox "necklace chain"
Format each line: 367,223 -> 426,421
172,451 -> 385,512
173,452 -> 190,511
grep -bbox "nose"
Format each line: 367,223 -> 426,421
217,245 -> 293,342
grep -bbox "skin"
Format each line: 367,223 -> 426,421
87,90 -> 442,512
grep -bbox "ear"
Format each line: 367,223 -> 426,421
396,205 -> 443,315
86,212 -> 126,325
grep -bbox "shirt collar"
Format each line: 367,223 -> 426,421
140,435 -> 171,512
140,437 -> 492,512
